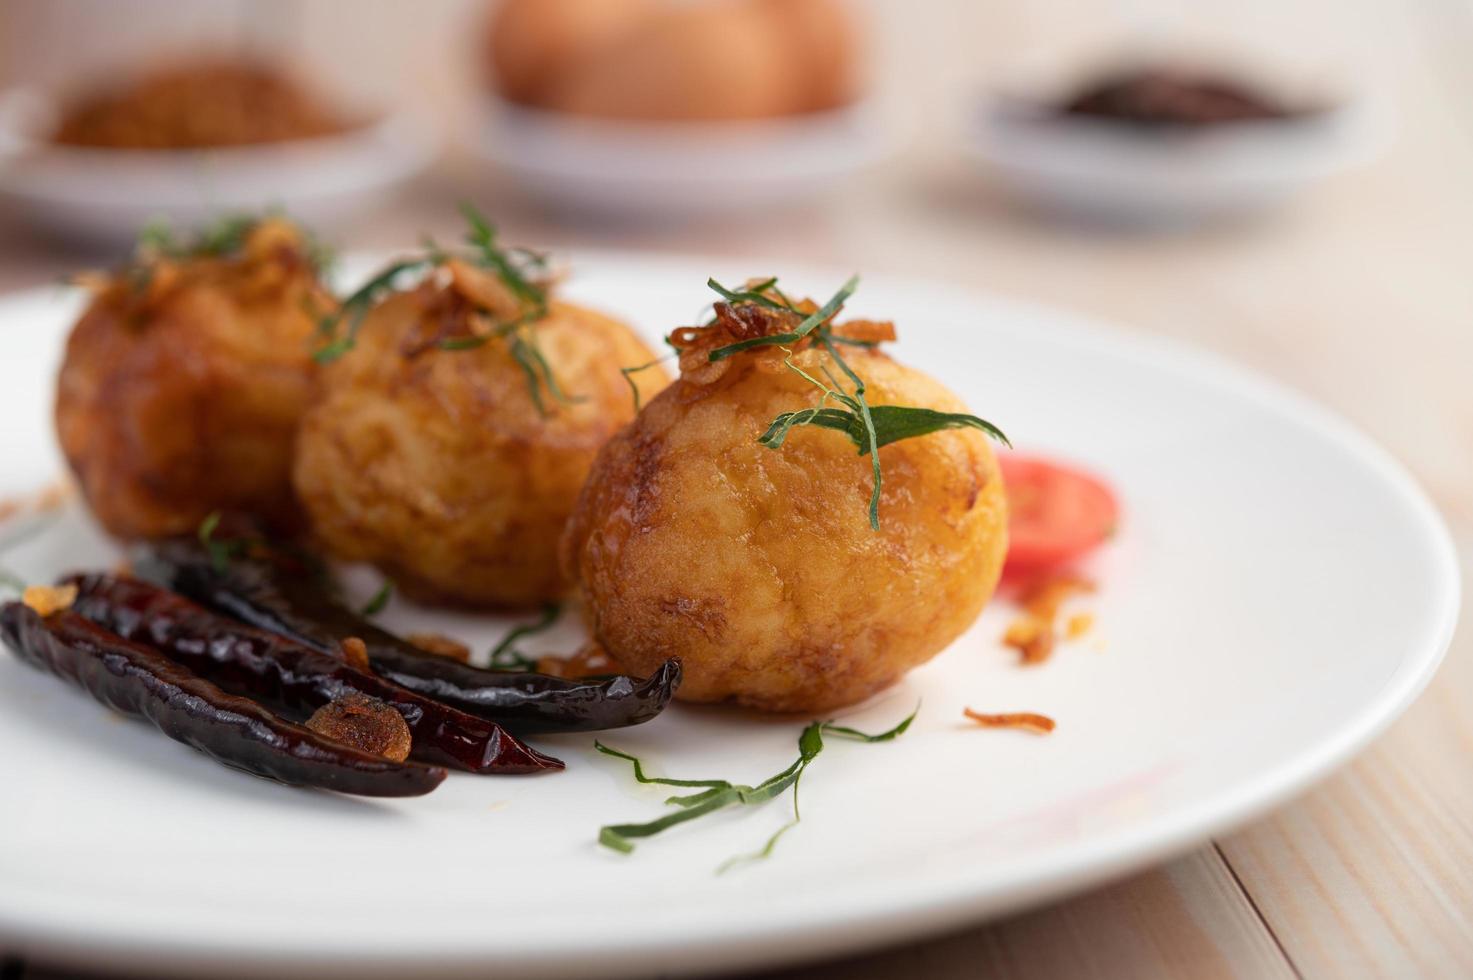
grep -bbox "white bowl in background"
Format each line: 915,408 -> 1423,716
966,86 -> 1384,225
0,87 -> 438,247
470,95 -> 895,218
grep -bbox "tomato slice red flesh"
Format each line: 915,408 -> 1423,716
997,454 -> 1119,572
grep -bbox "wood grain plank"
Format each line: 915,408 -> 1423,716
1217,547 -> 1473,980
1197,0 -> 1473,974
748,848 -> 1296,980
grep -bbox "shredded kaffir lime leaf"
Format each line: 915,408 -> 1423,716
699,276 -> 1008,530
760,403 -> 1010,455
360,581 -> 393,616
596,706 -> 918,871
311,205 -> 574,415
197,511 -> 244,573
136,212 -> 333,276
705,275 -> 858,362
620,352 -> 677,412
312,258 -> 432,363
460,204 -> 549,317
196,511 -> 275,573
488,603 -> 562,671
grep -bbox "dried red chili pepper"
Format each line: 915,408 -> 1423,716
64,573 -> 562,775
138,539 -> 682,736
0,603 -> 445,797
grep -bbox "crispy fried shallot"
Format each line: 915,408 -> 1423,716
22,584 -> 77,617
409,632 -> 473,664
1003,573 -> 1096,665
963,708 -> 1056,734
305,692 -> 413,762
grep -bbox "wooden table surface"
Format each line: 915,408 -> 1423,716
1,0 -> 1470,977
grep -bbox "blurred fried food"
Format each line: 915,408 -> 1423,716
55,217 -> 334,539
52,59 -> 350,149
487,0 -> 859,120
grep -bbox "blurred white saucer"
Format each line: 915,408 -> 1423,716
471,95 -> 893,218
966,85 -> 1384,225
0,87 -> 437,247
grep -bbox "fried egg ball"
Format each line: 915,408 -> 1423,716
55,218 -> 332,540
562,301 -> 1008,713
489,0 -> 858,120
487,0 -> 655,106
292,259 -> 669,608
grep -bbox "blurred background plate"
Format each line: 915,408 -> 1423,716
968,97 -> 1381,225
964,55 -> 1386,225
471,96 -> 895,218
0,87 -> 437,247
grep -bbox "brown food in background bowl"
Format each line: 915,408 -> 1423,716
1057,67 -> 1314,127
51,59 -> 352,150
486,0 -> 859,121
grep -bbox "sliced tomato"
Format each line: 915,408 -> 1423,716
997,454 -> 1119,572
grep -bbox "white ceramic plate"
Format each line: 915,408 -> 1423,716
0,252 -> 1457,978
0,87 -> 437,247
470,97 -> 893,217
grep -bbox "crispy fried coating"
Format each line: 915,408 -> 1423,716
292,264 -> 668,608
54,219 -> 333,540
561,322 -> 1007,713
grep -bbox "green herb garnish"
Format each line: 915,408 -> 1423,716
706,276 -> 786,310
488,603 -> 562,671
620,352 -> 677,412
508,331 -> 580,416
136,212 -> 333,276
312,206 -> 576,416
760,402 -> 1010,454
197,515 -> 228,571
193,214 -> 257,259
596,706 -> 917,870
705,275 -> 859,362
700,276 -> 1008,530
360,581 -> 393,616
136,219 -> 180,258
312,258 -> 432,363
461,205 -> 549,316
819,332 -> 884,528
197,511 -> 237,573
